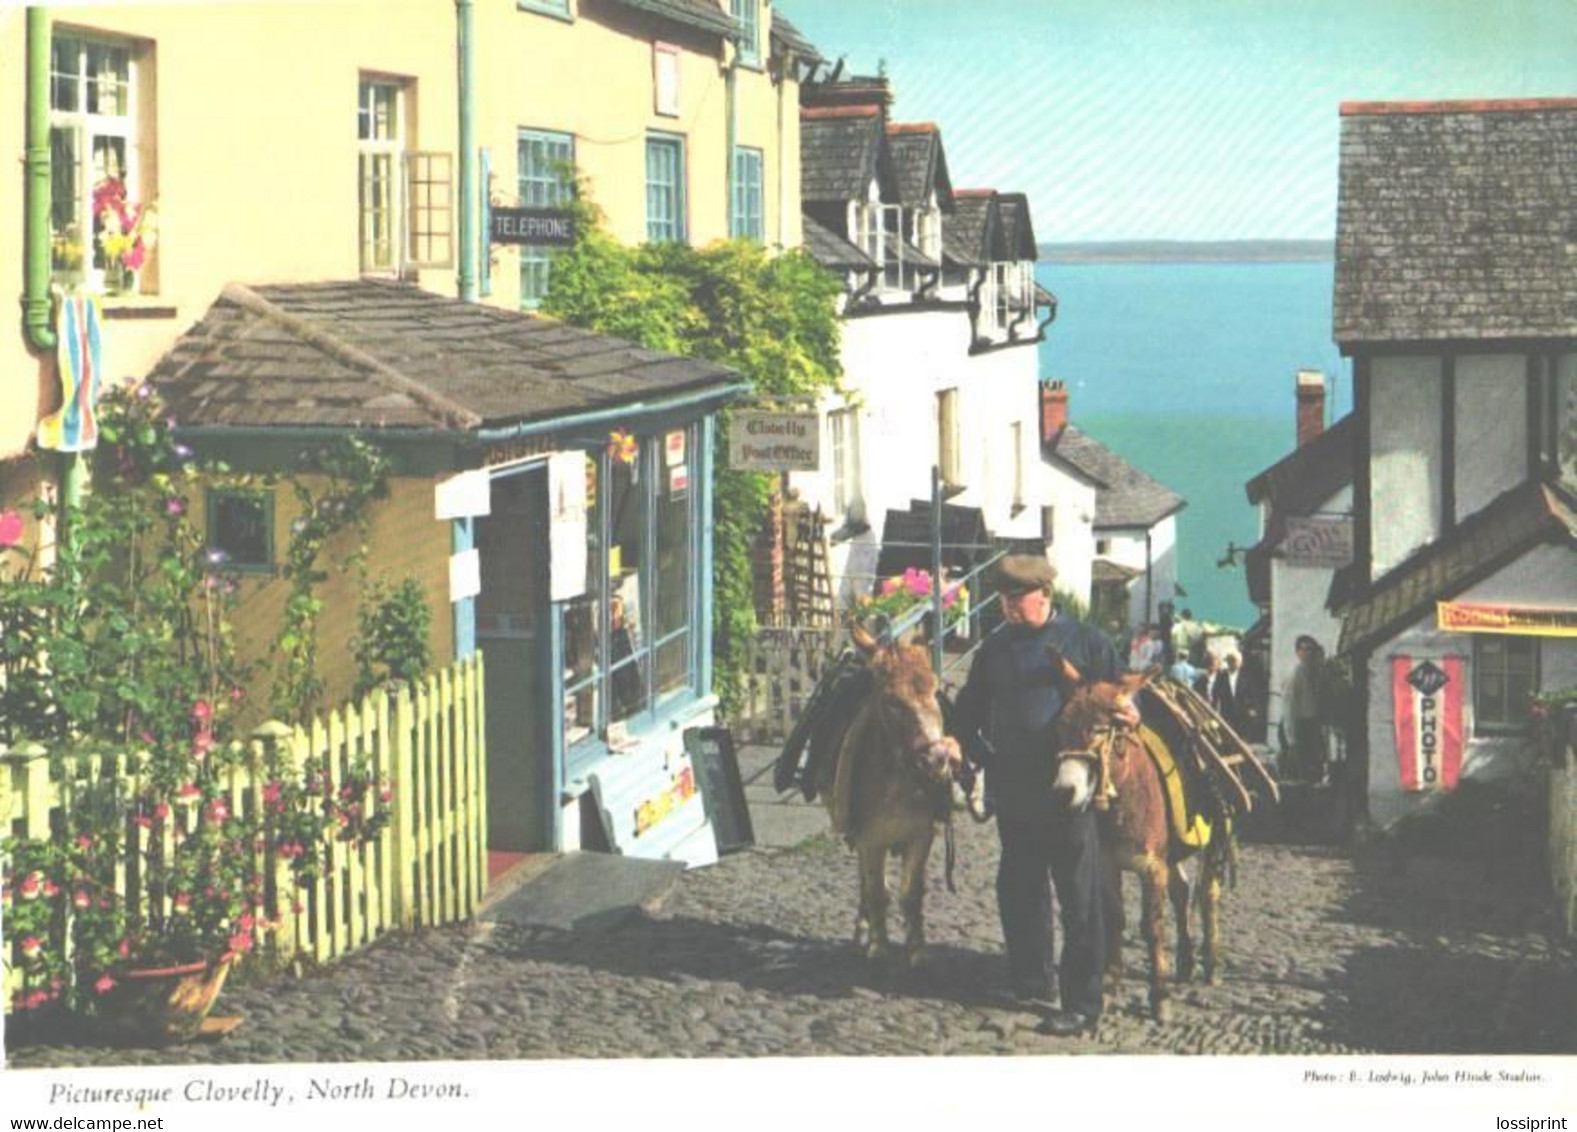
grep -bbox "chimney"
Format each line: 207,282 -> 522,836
1041,380 -> 1069,444
1296,369 -> 1326,447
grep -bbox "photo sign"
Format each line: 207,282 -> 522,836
490,207 -> 576,247
727,410 -> 820,472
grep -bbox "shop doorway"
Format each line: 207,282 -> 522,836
476,466 -> 552,851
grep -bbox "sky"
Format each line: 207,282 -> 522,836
781,0 -> 1577,241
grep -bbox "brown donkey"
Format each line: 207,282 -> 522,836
1053,670 -> 1231,1022
823,623 -> 963,965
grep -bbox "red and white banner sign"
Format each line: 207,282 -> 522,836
1391,656 -> 1464,792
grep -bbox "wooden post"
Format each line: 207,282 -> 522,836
392,682 -> 417,931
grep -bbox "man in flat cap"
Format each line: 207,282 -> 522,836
952,553 -> 1119,1036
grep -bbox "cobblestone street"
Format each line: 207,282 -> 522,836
8,800 -> 1575,1066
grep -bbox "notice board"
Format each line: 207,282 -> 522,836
683,727 -> 755,855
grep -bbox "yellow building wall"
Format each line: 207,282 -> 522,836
475,0 -> 802,309
226,474 -> 454,729
0,1 -> 458,474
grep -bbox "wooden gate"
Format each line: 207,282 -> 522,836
739,626 -> 839,744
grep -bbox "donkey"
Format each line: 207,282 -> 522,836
822,621 -> 963,966
1052,669 -> 1231,1022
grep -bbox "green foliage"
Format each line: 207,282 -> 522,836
542,219 -> 844,716
0,385 -> 393,1017
269,437 -> 390,723
352,575 -> 433,698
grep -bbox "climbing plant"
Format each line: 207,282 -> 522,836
542,200 -> 844,715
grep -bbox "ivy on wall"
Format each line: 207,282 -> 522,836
542,206 -> 844,716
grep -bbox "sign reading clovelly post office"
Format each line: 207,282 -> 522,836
490,208 -> 576,247
727,409 -> 820,472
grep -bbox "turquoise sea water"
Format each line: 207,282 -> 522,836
1035,260 -> 1353,629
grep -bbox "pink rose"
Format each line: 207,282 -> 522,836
94,975 -> 116,995
0,510 -> 23,548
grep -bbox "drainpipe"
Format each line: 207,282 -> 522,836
725,37 -> 738,242
456,0 -> 478,302
1144,529 -> 1154,625
24,10 -> 86,541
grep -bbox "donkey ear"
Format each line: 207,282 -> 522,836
849,617 -> 879,655
1141,664 -> 1163,685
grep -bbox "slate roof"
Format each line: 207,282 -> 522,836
605,0 -> 735,37
995,193 -> 1038,260
1334,99 -> 1577,345
770,11 -> 823,62
1043,425 -> 1186,529
150,281 -> 742,434
800,106 -> 887,204
1335,480 -> 1577,655
944,192 -> 996,268
1243,417 -> 1356,603
802,213 -> 874,271
1093,558 -> 1142,584
885,124 -> 953,209
886,232 -> 938,271
874,500 -> 993,582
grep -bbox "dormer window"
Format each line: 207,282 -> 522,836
731,0 -> 760,67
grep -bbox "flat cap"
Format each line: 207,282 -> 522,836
996,554 -> 1056,593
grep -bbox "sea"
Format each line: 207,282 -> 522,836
1034,256 -> 1353,631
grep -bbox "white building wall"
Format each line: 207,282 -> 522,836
1364,542 -> 1577,826
950,337 -> 1043,542
1370,355 -> 1443,576
1455,353 -> 1528,521
1034,462 -> 1098,607
1100,524 -> 1179,629
1266,486 -> 1353,734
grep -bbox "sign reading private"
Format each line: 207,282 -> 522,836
490,208 -> 576,247
727,410 -> 820,472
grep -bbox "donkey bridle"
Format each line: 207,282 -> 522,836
1057,722 -> 1125,811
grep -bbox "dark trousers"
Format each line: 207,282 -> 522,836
995,807 -> 1105,1018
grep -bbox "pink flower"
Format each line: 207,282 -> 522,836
192,700 -> 213,725
118,937 -> 131,959
229,686 -> 246,704
175,783 -> 202,807
262,782 -> 283,806
379,786 -> 394,804
879,577 -> 900,596
164,497 -> 186,517
75,834 -> 94,850
207,799 -> 229,823
42,879 -> 59,899
0,509 -> 23,548
153,802 -> 170,822
94,974 -> 116,995
172,893 -> 191,914
73,890 -> 91,909
132,814 -> 154,830
21,936 -> 42,960
123,243 -> 146,271
19,873 -> 41,900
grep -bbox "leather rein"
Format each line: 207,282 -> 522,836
1056,722 -> 1125,811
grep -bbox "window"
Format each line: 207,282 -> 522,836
731,0 -> 760,66
1474,636 -> 1538,732
645,135 -> 686,244
1556,353 -> 1577,487
50,32 -> 144,289
358,79 -> 449,274
206,489 -> 273,572
518,129 -> 575,307
358,80 -> 403,273
915,206 -> 942,263
563,426 -> 701,759
829,408 -> 862,518
653,42 -> 680,117
880,205 -> 906,291
1096,538 -> 1111,556
937,389 -> 961,487
854,200 -> 883,270
518,0 -> 571,16
992,263 -> 1012,329
731,147 -> 764,241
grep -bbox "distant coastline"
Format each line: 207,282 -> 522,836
1039,239 -> 1334,264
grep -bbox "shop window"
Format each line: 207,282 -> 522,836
518,128 -> 575,307
1474,635 -> 1537,733
206,489 -> 273,572
731,147 -> 764,242
645,134 -> 686,244
565,426 -> 700,760
50,31 -> 149,291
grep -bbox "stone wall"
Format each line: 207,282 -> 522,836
1549,708 -> 1577,937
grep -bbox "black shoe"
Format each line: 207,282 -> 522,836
1036,1010 -> 1098,1037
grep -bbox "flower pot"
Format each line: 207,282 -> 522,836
98,957 -> 233,1045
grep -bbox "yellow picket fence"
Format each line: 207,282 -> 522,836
0,654 -> 487,1015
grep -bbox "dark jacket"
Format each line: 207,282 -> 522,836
953,613 -> 1121,819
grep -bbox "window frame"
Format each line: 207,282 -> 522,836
49,30 -> 142,291
731,146 -> 764,242
205,488 -> 275,574
1473,634 -> 1539,734
517,127 -> 576,308
358,77 -> 407,276
937,388 -> 962,488
731,0 -> 761,67
517,0 -> 573,19
563,424 -> 703,776
645,133 -> 687,245
829,406 -> 862,518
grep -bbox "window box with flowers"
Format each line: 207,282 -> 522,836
852,568 -> 969,637
0,384 -> 390,1044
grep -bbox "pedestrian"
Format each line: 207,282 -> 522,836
1193,650 -> 1220,698
1169,652 -> 1203,687
1211,651 -> 1248,734
953,554 -> 1114,1037
1282,635 -> 1327,782
1170,607 -> 1200,667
